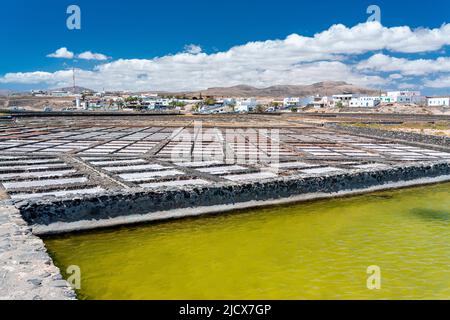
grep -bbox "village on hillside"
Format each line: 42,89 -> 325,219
3,85 -> 450,115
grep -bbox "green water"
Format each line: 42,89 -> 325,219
45,183 -> 450,300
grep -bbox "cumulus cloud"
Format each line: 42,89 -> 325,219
388,73 -> 403,80
0,58 -> 387,91
397,82 -> 421,90
183,44 -> 202,55
358,53 -> 450,76
4,22 -> 450,91
46,47 -> 74,59
424,76 -> 450,88
78,51 -> 110,60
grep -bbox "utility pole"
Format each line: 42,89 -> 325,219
72,66 -> 76,93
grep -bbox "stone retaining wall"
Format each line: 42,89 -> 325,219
0,206 -> 75,300
327,123 -> 450,148
16,161 -> 450,227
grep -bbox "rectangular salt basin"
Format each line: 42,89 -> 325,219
43,148 -> 75,152
330,149 -> 359,152
174,161 -> 223,168
103,164 -> 168,172
0,169 -> 76,179
298,147 -> 326,151
0,156 -> 31,160
198,165 -> 246,175
395,146 -> 420,149
7,148 -> 41,152
10,187 -> 104,200
3,177 -> 88,189
140,179 -> 210,189
119,170 -> 184,181
93,146 -> 123,149
121,147 -> 151,151
91,148 -> 119,152
0,158 -> 61,165
344,153 -> 378,157
387,152 -> 423,156
90,159 -> 146,166
354,145 -> 386,149
225,171 -> 278,182
271,161 -> 314,169
424,152 -> 450,157
399,158 -> 426,161
354,163 -> 388,169
164,146 -> 192,150
309,152 -> 342,156
0,163 -> 69,170
301,167 -> 344,174
118,150 -> 148,153
371,148 -> 399,151
32,143 -> 61,147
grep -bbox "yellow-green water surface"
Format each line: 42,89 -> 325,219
45,183 -> 450,300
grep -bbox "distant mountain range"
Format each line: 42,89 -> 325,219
166,81 -> 381,98
2,81 -> 380,98
0,89 -> 13,96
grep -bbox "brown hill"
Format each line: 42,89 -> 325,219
162,81 -> 381,98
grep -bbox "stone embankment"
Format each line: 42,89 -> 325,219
0,206 -> 75,300
328,123 -> 450,149
16,161 -> 450,233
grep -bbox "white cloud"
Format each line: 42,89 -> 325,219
358,53 -> 450,76
46,47 -> 74,59
423,76 -> 450,88
183,44 -> 202,55
397,83 -> 420,90
0,59 -> 387,91
388,73 -> 403,80
78,51 -> 110,61
3,22 -> 450,91
281,22 -> 450,55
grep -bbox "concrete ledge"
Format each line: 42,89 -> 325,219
14,161 -> 450,234
0,206 -> 76,300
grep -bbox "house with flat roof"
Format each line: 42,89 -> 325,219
283,97 -> 302,108
235,98 -> 257,112
349,96 -> 381,108
387,91 -> 423,104
310,96 -> 331,109
332,93 -> 356,107
427,96 -> 450,107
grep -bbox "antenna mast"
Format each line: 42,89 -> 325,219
72,66 -> 76,94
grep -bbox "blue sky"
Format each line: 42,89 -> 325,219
1,0 -> 450,94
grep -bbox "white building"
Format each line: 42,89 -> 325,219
387,91 -> 422,103
50,90 -> 71,97
311,96 -> 331,109
31,90 -> 48,97
216,98 -> 236,106
379,95 -> 396,103
75,96 -> 81,109
332,94 -> 355,106
427,96 -> 450,107
349,97 -> 381,108
283,97 -> 301,108
235,98 -> 257,112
